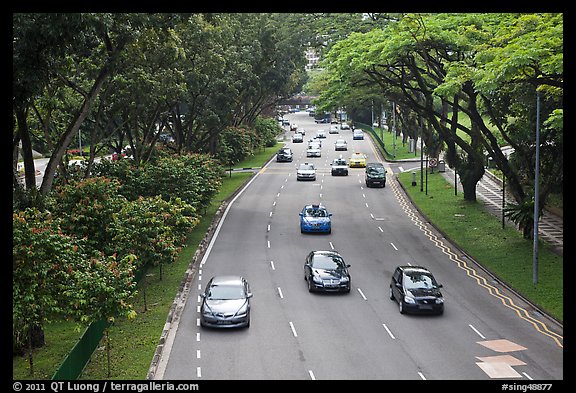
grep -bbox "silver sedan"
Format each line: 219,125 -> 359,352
200,275 -> 252,328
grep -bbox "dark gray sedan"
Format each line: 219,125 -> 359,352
200,275 -> 252,328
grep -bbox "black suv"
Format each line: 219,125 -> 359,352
276,147 -> 293,162
389,265 -> 444,315
365,162 -> 386,187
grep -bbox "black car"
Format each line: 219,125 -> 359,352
276,147 -> 293,162
389,266 -> 444,315
365,162 -> 386,187
304,250 -> 351,293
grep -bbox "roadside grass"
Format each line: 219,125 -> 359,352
397,170 -> 563,322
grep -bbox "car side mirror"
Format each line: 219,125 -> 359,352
329,213 -> 333,217
346,264 -> 351,268
299,213 -> 303,217
396,282 -> 402,288
247,293 -> 253,298
200,293 -> 206,298
437,284 -> 443,288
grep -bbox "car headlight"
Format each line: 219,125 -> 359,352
403,295 -> 416,304
340,276 -> 349,282
435,297 -> 444,304
312,275 -> 323,284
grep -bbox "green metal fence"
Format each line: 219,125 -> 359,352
52,318 -> 111,380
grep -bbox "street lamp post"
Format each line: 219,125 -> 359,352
533,90 -> 541,285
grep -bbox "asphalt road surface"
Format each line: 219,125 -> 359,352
157,111 -> 563,381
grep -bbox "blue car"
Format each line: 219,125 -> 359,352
299,204 -> 332,234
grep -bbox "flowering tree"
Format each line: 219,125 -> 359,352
13,208 -> 137,376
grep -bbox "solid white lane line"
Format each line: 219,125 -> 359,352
390,243 -> 398,250
469,324 -> 486,339
289,321 -> 298,337
329,241 -> 335,250
357,288 -> 367,300
270,260 -> 275,270
418,372 -> 426,380
277,287 -> 284,299
308,370 -> 316,380
382,324 -> 396,339
378,226 -> 384,232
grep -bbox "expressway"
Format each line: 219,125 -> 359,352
157,111 -> 563,381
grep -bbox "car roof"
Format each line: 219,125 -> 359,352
209,275 -> 245,286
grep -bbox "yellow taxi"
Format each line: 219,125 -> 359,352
349,152 -> 367,168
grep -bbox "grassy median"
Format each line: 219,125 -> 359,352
397,170 -> 563,322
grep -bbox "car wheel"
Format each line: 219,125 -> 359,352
308,278 -> 314,292
399,300 -> 405,314
389,286 -> 395,300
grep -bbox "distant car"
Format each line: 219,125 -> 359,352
316,130 -> 327,138
292,133 -> 304,143
304,250 -> 351,293
297,162 -> 316,181
315,118 -> 329,124
331,157 -> 349,176
349,152 -> 367,168
299,204 -> 332,234
200,275 -> 253,328
276,147 -> 293,162
306,145 -> 321,158
329,125 -> 339,134
353,130 -> 364,140
297,128 -> 306,136
389,266 -> 444,315
334,139 -> 348,151
365,162 -> 386,187
340,122 -> 351,130
282,119 -> 290,126
290,123 -> 298,131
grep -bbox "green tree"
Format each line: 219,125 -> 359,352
13,208 -> 137,376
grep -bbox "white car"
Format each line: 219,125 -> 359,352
329,125 -> 339,134
341,123 -> 350,130
334,139 -> 348,151
292,133 -> 304,143
297,163 -> 316,181
353,130 -> 364,140
307,144 -> 321,158
316,130 -> 326,138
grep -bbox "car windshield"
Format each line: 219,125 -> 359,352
299,164 -> 314,170
334,159 -> 347,165
207,284 -> 245,300
312,254 -> 345,270
367,167 -> 385,175
404,272 -> 438,290
304,208 -> 328,217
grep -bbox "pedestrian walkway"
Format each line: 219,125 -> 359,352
438,164 -> 563,256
